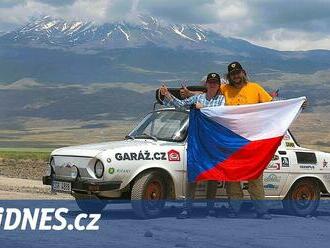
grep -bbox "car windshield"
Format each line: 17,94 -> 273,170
128,110 -> 189,142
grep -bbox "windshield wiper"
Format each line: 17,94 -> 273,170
125,135 -> 135,140
135,133 -> 158,141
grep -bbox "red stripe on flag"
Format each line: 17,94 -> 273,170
196,136 -> 283,182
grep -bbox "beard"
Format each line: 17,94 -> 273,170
232,77 -> 243,84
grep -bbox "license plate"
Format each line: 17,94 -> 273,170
52,181 -> 72,193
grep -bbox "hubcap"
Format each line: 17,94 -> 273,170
292,184 -> 316,208
145,181 -> 163,200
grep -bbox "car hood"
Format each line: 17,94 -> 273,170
51,139 -> 159,157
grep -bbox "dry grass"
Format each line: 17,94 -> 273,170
0,112 -> 329,155
0,118 -> 136,148
290,112 -> 330,152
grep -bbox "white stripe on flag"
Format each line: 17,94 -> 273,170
200,97 -> 306,141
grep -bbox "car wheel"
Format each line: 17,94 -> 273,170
131,171 -> 166,219
283,179 -> 320,216
74,195 -> 107,213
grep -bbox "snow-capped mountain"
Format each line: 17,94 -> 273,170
1,16 -> 330,123
1,15 -> 236,51
1,15 -> 330,85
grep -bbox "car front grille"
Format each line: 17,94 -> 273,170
52,156 -> 96,180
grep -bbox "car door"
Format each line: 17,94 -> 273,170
264,132 -> 293,197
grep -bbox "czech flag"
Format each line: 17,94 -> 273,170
187,97 -> 306,182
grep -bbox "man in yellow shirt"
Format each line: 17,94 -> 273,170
222,61 -> 272,219
221,62 -> 272,105
181,62 -> 274,219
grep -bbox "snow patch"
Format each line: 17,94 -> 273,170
118,27 -> 130,41
78,22 -> 94,33
172,25 -> 196,42
69,22 -> 83,31
42,21 -> 57,30
61,23 -> 69,32
196,31 -> 206,41
150,16 -> 157,24
196,32 -> 202,41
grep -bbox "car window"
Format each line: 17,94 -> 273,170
129,110 -> 189,142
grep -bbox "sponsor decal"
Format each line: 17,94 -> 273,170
323,159 -> 328,168
267,162 -> 280,170
108,167 -> 115,174
217,182 -> 225,188
116,168 -> 131,173
264,174 -> 281,183
115,150 -> 167,161
108,167 -> 131,174
300,165 -> 315,170
272,155 -> 279,161
320,159 -> 329,171
285,142 -> 295,148
281,157 -> 290,167
264,183 -> 279,190
242,182 -> 248,190
283,134 -> 291,140
168,149 -> 181,162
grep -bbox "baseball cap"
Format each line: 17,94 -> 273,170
206,73 -> 221,84
228,61 -> 243,74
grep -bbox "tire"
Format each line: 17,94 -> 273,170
74,194 -> 107,213
131,171 -> 167,219
283,179 -> 320,216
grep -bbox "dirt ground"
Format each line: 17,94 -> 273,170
0,157 -> 46,180
0,175 -> 72,199
0,157 -> 57,199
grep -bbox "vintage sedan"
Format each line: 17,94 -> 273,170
43,88 -> 330,218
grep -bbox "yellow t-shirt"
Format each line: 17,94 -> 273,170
220,82 -> 272,106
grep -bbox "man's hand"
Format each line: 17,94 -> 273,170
180,84 -> 191,99
195,102 -> 204,109
302,99 -> 308,109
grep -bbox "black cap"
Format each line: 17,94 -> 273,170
228,61 -> 243,74
206,73 -> 221,84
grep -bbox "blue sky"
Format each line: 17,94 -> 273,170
0,0 -> 329,51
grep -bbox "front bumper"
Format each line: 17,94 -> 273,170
42,176 -> 122,192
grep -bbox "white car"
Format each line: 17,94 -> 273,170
43,92 -> 330,218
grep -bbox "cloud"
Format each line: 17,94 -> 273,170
0,0 -> 329,51
138,0 -> 219,24
201,0 -> 330,51
34,0 -> 77,6
246,29 -> 330,51
250,0 -> 330,32
0,0 -> 25,8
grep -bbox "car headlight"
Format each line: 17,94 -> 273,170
70,165 -> 79,180
46,157 -> 55,176
94,160 -> 104,178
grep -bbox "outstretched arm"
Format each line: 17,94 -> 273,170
160,84 -> 198,108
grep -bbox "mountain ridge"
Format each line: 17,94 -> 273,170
0,15 -> 278,54
0,15 -> 329,85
